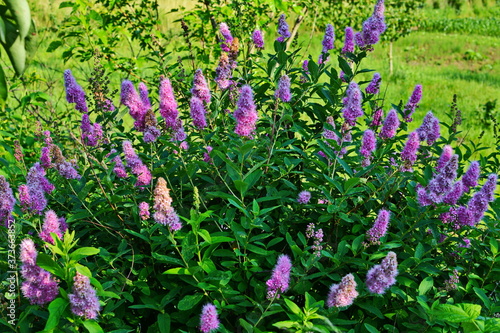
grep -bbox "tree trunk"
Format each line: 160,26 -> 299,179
285,6 -> 309,51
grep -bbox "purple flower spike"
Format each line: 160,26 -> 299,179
154,177 -> 182,231
234,85 -> 258,138
68,272 -> 100,320
276,14 -> 291,42
428,155 -> 459,203
297,190 -> 311,204
342,27 -> 355,54
121,80 -> 145,129
379,109 -> 400,139
139,82 -> 151,111
366,73 -> 382,95
366,209 -> 390,243
275,75 -> 292,102
20,238 -> 59,305
64,69 -> 88,113
437,145 -> 453,172
122,141 -> 152,187
252,29 -> 264,49
191,69 -> 211,104
400,131 -> 420,172
302,60 -> 310,74
355,0 -> 386,50
466,173 -> 498,226
416,184 -> 432,207
404,84 -> 422,122
266,254 -> 292,299
200,303 -> 220,333
366,251 -> 398,294
219,22 -> 233,52
342,81 -> 363,126
0,176 -> 15,227
215,53 -> 233,90
39,210 -> 64,244
139,202 -> 150,220
370,108 -> 384,127
327,273 -> 359,308
462,161 -> 480,190
443,180 -> 465,205
360,129 -> 376,166
159,77 -> 179,130
322,24 -> 335,53
190,96 -> 207,130
417,112 -> 441,145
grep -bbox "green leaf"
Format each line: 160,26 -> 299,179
364,323 -> 380,333
239,318 -> 254,332
284,298 -> 301,315
0,65 -> 7,104
415,243 -> 425,259
163,267 -> 191,275
432,303 -> 481,323
4,0 -> 31,38
37,253 -> 64,279
158,313 -> 170,333
70,247 -> 100,261
46,40 -> 63,52
177,294 -> 203,311
418,277 -> 434,295
343,177 -> 360,193
474,287 -> 491,309
273,320 -> 297,329
82,320 -> 104,333
44,298 -> 69,331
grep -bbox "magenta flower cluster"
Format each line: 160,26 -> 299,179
297,190 -> 311,204
366,251 -> 398,294
342,27 -> 355,54
417,111 -> 440,145
252,29 -> 264,49
0,175 -> 15,226
64,69 -> 88,113
306,223 -> 324,257
20,163 -> 54,214
20,239 -> 59,305
379,109 -> 400,140
68,272 -> 100,319
39,210 -> 67,244
403,84 -> 423,122
327,273 -> 359,308
366,209 -> 390,244
360,129 -> 376,166
365,73 -> 382,95
234,85 -> 258,137
275,74 -> 292,102
199,303 -> 220,333
219,22 -> 233,52
355,0 -> 386,50
400,131 -> 420,172
266,254 -> 292,299
276,14 -> 291,42
342,82 -> 363,126
122,141 -> 152,187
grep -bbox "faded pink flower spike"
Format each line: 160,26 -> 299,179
154,177 -> 182,231
327,273 -> 359,308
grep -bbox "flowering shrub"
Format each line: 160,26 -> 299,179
1,1 -> 500,332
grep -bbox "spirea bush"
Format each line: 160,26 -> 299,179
1,1 -> 500,332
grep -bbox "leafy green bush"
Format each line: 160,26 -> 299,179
1,1 -> 500,332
